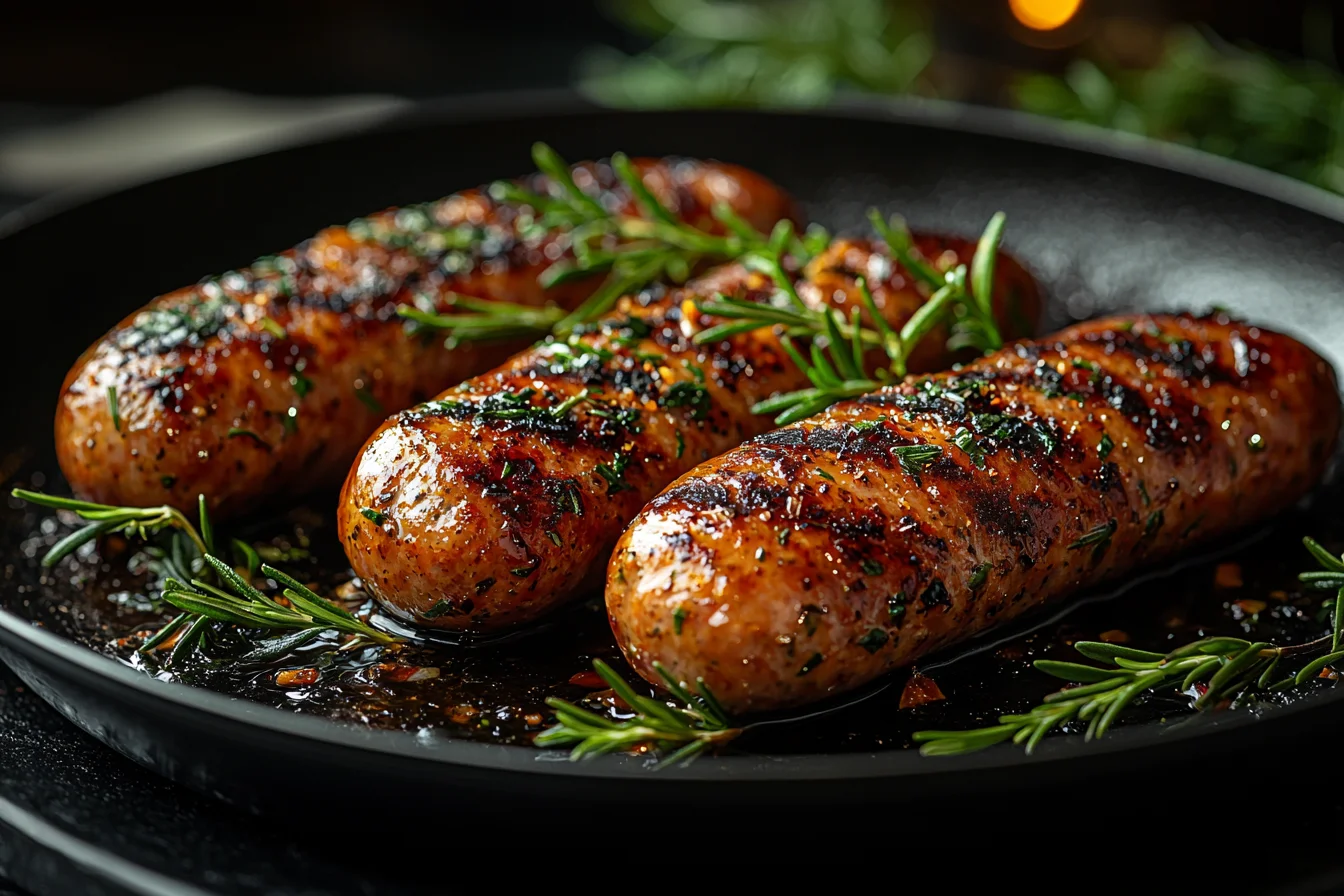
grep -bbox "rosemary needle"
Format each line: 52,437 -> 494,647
537,659 -> 740,767
11,488 -> 403,667
914,536 -> 1344,756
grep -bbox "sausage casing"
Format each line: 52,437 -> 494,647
339,237 -> 1040,630
606,313 -> 1341,712
55,158 -> 798,519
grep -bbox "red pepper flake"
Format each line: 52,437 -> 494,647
899,673 -> 945,709
1214,563 -> 1243,589
449,705 -> 479,725
1098,629 -> 1130,644
276,668 -> 318,687
372,663 -> 439,682
568,670 -> 607,689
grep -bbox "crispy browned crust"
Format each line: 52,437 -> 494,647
607,313 -> 1341,713
339,236 -> 1040,631
55,158 -> 800,519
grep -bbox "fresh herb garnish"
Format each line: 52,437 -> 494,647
107,386 -> 121,433
11,489 -> 402,667
360,507 -> 387,525
711,209 -> 1009,426
596,451 -> 633,494
227,428 -> 270,450
893,443 -> 942,482
260,317 -> 287,340
398,143 -> 805,345
537,659 -> 739,767
913,536 -> 1344,756
354,383 -> 383,414
1068,520 -> 1117,551
1098,433 -> 1114,458
661,379 -> 712,421
673,605 -> 687,635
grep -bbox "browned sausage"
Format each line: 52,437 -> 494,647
607,313 -> 1341,713
54,157 -> 798,520
339,236 -> 1040,631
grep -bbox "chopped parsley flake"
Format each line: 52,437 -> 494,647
797,653 -> 824,676
360,507 -> 387,524
857,628 -> 889,654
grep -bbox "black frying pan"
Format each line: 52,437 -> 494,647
5,91 -> 1344,818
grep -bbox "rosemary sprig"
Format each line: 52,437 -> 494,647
536,659 -> 741,767
397,143 -> 811,344
913,536 -> 1344,756
12,489 -> 401,665
705,209 -> 1006,425
155,555 -> 397,664
11,489 -> 209,568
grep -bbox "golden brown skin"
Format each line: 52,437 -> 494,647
607,313 -> 1342,713
339,236 -> 1040,630
55,158 -> 798,520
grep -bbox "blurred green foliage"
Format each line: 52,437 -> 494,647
581,0 -> 1344,195
1016,29 -> 1344,194
580,0 -> 934,107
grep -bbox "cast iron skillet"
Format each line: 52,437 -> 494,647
4,91 -> 1344,815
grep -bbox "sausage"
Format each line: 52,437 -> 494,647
339,236 -> 1041,631
54,157 -> 798,520
607,313 -> 1341,713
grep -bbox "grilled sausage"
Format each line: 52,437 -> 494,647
339,236 -> 1040,631
55,158 -> 798,520
607,312 -> 1341,713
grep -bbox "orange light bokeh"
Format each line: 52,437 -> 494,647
1009,0 -> 1083,31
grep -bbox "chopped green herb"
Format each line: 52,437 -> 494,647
777,528 -> 791,546
673,605 -> 686,635
227,428 -> 271,450
860,559 -> 884,576
596,452 -> 633,494
160,475 -> 176,489
423,600 -> 453,619
888,592 -> 907,624
675,430 -> 685,459
857,628 -> 889,654
816,468 -> 835,482
260,317 -> 287,339
893,444 -> 942,482
546,530 -> 563,546
1182,514 -> 1207,538
511,565 -> 536,577
281,407 -> 298,436
290,371 -> 313,398
1068,519 -> 1117,550
500,460 -> 516,480
969,563 -> 991,590
1138,481 -> 1151,506
797,653 -> 824,676
849,415 -> 889,433
107,386 -> 121,433
1145,510 -> 1164,537
662,380 -> 712,421
355,384 -> 383,414
952,427 -> 986,469
1098,433 -> 1114,459
360,507 -> 387,524
1073,358 -> 1097,372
